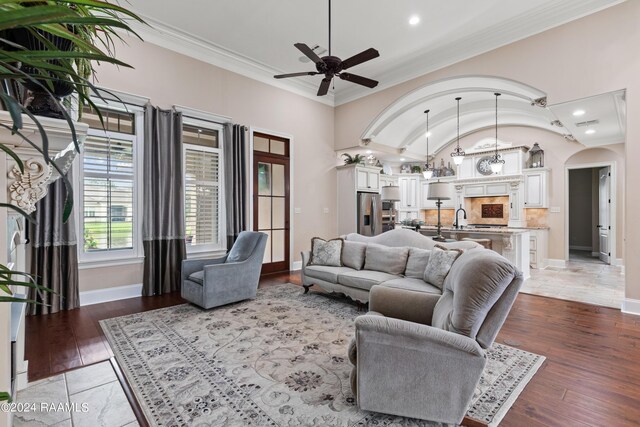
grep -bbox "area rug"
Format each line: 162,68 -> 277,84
101,284 -> 544,427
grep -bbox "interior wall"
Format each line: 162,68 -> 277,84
568,169 -> 594,250
335,1 -> 638,301
78,38 -> 336,292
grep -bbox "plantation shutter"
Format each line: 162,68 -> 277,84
184,147 -> 220,246
83,134 -> 135,251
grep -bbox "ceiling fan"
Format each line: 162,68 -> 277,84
274,0 -> 380,96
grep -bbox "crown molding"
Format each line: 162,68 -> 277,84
334,0 -> 626,105
129,16 -> 335,107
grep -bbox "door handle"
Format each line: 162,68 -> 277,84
596,225 -> 603,228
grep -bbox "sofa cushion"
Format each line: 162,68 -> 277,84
309,237 -> 344,267
404,248 -> 431,279
380,277 -> 442,295
363,243 -> 409,275
305,265 -> 355,283
188,270 -> 204,285
338,270 -> 401,291
424,246 -> 463,290
342,241 -> 367,270
227,231 -> 263,263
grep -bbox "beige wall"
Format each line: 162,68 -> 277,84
335,1 -> 638,298
79,38 -> 336,292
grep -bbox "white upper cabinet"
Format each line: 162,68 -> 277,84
398,175 -> 420,209
379,175 -> 398,188
355,166 -> 381,192
523,169 -> 549,208
501,151 -> 521,175
456,147 -> 527,179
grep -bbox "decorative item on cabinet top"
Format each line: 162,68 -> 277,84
527,143 -> 545,168
402,159 -> 455,177
341,153 -> 365,165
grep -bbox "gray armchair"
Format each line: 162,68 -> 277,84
348,249 -> 523,424
181,231 -> 268,309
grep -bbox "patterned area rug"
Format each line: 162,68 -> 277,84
101,284 -> 544,427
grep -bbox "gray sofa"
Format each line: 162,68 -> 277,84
348,249 -> 523,424
181,231 -> 268,309
301,229 -> 481,303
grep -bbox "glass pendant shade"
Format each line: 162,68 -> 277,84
490,160 -> 504,173
422,169 -> 433,179
452,153 -> 465,165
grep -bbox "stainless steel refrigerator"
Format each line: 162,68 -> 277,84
357,192 -> 383,236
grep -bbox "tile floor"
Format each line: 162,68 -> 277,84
521,252 -> 625,309
14,361 -> 138,427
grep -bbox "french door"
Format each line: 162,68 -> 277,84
253,133 -> 290,274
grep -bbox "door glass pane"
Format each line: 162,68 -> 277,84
263,231 -> 272,263
272,230 -> 285,262
255,136 -> 269,152
271,139 -> 285,155
272,198 -> 285,229
272,164 -> 285,197
258,196 -> 271,230
258,162 -> 271,196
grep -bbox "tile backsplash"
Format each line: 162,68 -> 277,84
525,208 -> 549,227
423,209 -> 455,226
465,197 -> 510,225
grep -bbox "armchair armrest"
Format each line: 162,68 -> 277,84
301,251 -> 311,271
354,314 -> 486,423
182,255 -> 228,281
369,285 -> 440,326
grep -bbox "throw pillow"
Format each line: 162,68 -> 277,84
342,241 -> 367,270
364,243 -> 409,275
405,248 -> 431,279
424,245 -> 463,289
309,237 -> 344,267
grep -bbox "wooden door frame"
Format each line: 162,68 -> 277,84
248,127 -> 295,272
564,161 -> 617,265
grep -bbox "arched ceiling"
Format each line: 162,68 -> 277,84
360,76 -> 565,161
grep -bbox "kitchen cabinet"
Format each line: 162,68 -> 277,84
463,183 -> 508,197
509,188 -> 522,222
356,166 -> 380,192
398,175 -> 420,209
528,229 -> 549,269
523,169 -> 549,208
457,146 -> 528,179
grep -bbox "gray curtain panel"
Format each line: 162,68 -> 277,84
224,123 -> 247,248
28,172 -> 79,315
142,104 -> 187,296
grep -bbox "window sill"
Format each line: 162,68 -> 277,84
78,256 -> 145,270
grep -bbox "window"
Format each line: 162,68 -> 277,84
78,104 -> 143,263
182,122 -> 224,253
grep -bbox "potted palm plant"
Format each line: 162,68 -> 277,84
0,0 -> 144,402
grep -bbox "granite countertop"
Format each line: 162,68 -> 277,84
417,226 -> 530,235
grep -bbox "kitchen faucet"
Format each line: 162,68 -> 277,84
454,206 -> 467,229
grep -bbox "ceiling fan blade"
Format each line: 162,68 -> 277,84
340,48 -> 380,70
274,71 -> 318,79
294,43 -> 323,64
317,77 -> 332,96
339,72 -> 378,88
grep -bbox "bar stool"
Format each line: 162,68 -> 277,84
462,237 -> 493,250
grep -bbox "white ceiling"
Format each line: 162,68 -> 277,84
127,0 -> 624,106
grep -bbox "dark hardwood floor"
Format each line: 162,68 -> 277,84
25,272 -> 640,427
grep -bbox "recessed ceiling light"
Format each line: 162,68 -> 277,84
585,129 -> 596,135
409,15 -> 420,26
573,109 -> 585,117
366,150 -> 372,154
400,157 -> 406,161
425,131 -> 432,137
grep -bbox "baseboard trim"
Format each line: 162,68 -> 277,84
622,299 -> 640,316
614,258 -> 625,267
569,245 -> 592,251
591,252 -> 599,257
291,261 -> 303,271
79,283 -> 143,307
544,259 -> 567,269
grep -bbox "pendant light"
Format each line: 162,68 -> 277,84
423,109 -> 433,179
489,92 -> 505,173
450,97 -> 465,165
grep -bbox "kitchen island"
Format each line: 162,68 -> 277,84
417,226 -> 531,279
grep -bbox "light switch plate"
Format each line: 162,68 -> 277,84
294,207 -> 302,214
550,207 -> 561,213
